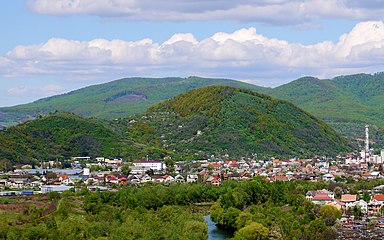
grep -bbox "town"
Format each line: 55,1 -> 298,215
2,128 -> 384,239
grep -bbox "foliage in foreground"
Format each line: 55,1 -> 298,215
0,179 -> 342,240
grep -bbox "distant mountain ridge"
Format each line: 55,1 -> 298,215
267,73 -> 384,145
1,73 -> 384,147
0,76 -> 266,126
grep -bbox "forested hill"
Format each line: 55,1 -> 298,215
0,112 -> 170,166
135,86 -> 351,159
0,76 -> 266,126
267,73 -> 384,144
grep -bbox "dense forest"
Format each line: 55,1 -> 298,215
0,178 -> 344,240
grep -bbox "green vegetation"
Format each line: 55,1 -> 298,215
0,86 -> 352,165
0,179 -> 341,240
1,73 -> 384,148
267,73 -> 384,147
209,179 -> 340,240
139,86 -> 351,159
0,76 -> 265,125
0,112 -> 171,166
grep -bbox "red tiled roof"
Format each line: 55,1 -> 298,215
372,194 -> 384,201
312,194 -> 332,201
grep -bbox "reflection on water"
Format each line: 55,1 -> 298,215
204,215 -> 233,240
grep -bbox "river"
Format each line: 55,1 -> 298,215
204,215 -> 233,240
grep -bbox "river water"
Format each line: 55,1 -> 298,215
204,215 -> 233,240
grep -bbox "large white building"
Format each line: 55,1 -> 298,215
133,160 -> 165,172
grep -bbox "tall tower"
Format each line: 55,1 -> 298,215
365,125 -> 370,162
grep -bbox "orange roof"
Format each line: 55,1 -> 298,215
372,194 -> 384,201
341,194 -> 357,202
225,160 -> 237,165
58,174 -> 69,180
209,163 -> 222,168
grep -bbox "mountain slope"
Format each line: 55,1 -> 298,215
129,86 -> 351,159
0,77 -> 267,126
268,73 -> 384,145
0,112 -> 169,165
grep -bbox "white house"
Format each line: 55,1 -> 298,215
322,173 -> 335,181
134,160 -> 165,172
187,174 -> 198,183
174,174 -> 185,183
353,200 -> 368,213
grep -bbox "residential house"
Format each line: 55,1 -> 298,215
368,194 -> 384,215
285,172 -> 294,180
163,175 -> 175,182
174,175 -> 185,183
322,173 -> 335,181
134,160 -> 165,172
341,194 -> 357,210
206,176 -> 221,186
354,200 -> 368,213
328,199 -> 345,211
186,174 -> 198,183
140,174 -> 152,183
311,193 -> 333,205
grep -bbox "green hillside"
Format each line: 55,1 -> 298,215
268,73 -> 384,146
1,73 -> 383,148
0,87 -> 352,166
0,112 -> 169,166
124,86 -> 352,159
0,76 -> 266,126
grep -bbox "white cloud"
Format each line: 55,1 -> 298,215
27,0 -> 384,25
2,21 -> 384,86
7,84 -> 65,97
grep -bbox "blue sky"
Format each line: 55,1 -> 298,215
1,0 -> 384,107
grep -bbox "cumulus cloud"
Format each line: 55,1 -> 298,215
7,84 -> 65,97
27,0 -> 384,25
2,21 -> 384,86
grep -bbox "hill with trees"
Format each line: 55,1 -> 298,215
130,86 -> 352,159
267,73 -> 384,147
0,112 -> 170,167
